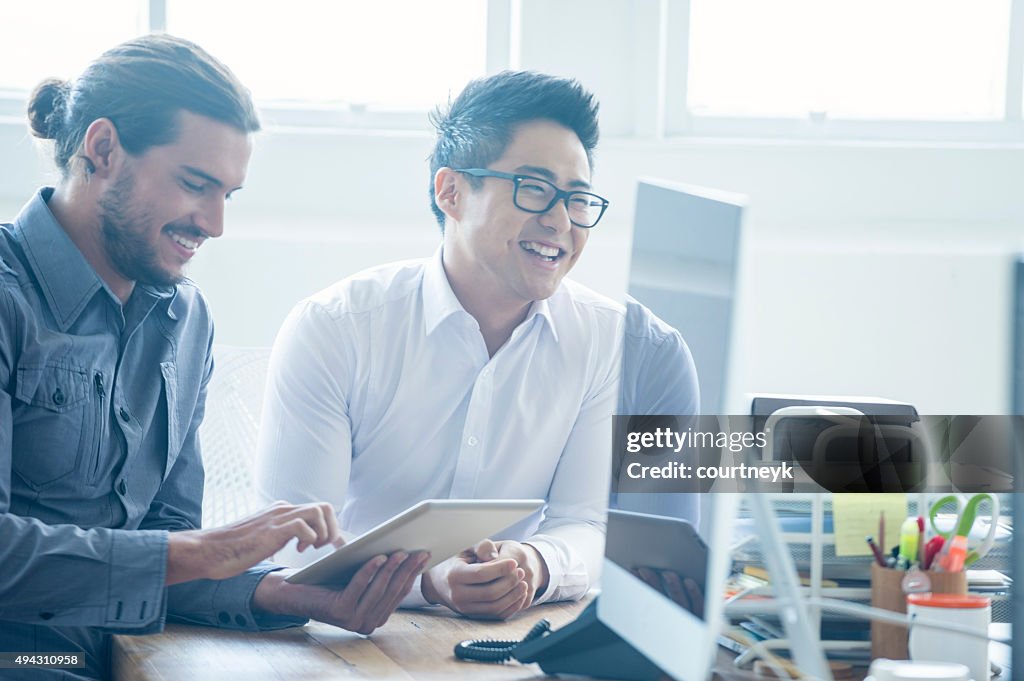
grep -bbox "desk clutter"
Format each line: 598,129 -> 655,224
722,494 -> 1012,677
731,500 -> 1014,622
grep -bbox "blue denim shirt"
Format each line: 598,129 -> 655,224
0,189 -> 302,680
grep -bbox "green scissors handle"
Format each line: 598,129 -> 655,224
928,493 -> 1000,566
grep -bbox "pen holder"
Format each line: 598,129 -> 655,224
869,562 -> 967,660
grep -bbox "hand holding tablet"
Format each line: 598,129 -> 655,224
254,549 -> 429,634
285,499 -> 544,587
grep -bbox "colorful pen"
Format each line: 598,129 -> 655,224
866,536 -> 886,567
898,517 -> 919,569
944,535 -> 969,572
879,511 -> 885,565
923,535 -> 944,571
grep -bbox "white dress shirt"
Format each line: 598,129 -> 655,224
255,248 -> 623,605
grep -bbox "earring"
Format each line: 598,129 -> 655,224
80,156 -> 96,180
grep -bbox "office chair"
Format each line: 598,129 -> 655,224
198,345 -> 271,528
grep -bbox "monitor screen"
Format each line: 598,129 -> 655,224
600,178 -> 746,680
626,178 -> 745,415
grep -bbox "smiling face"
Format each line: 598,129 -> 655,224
97,110 -> 252,287
441,119 -> 592,309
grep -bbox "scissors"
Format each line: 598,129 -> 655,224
927,493 -> 1000,566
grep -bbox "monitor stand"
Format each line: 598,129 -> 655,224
747,492 -> 833,680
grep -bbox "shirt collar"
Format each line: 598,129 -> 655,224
422,246 -> 559,342
523,295 -> 558,342
12,187 -> 175,332
422,247 -> 468,336
13,187 -> 107,331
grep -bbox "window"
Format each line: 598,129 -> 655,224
165,0 -> 487,110
686,0 -> 1011,121
0,1 -> 144,93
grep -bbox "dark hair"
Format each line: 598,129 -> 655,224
27,34 -> 260,176
427,70 -> 599,231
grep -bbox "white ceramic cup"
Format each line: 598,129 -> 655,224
866,658 -> 970,681
907,592 -> 991,681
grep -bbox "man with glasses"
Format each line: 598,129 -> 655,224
257,71 -> 621,619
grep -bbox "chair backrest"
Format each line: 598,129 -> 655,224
199,345 -> 271,528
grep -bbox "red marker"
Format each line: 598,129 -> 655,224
922,535 -> 945,571
917,516 -> 925,565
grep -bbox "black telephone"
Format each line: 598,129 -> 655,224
454,598 -> 665,681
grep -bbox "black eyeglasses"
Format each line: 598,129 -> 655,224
455,168 -> 609,229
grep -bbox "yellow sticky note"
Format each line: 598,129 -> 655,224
831,493 -> 907,557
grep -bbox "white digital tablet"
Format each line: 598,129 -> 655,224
604,509 -> 708,590
285,499 -> 545,587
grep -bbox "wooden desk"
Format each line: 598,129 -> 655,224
114,600 -> 588,681
120,598 -> 1006,681
110,599 -> 845,681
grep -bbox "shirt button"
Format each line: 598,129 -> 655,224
234,614 -> 247,627
39,612 -> 54,620
119,407 -> 130,422
117,479 -> 128,495
467,436 -> 479,447
218,612 -> 231,624
53,388 -> 65,406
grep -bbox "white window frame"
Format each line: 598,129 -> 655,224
0,0 -> 513,133
3,0 -> 1024,143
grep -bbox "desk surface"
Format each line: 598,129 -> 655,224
110,599 -> 847,681
115,600 -> 1008,681
114,600 -> 588,681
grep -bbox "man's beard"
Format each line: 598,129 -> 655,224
98,171 -> 182,288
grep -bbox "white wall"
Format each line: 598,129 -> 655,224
5,120 -> 1022,414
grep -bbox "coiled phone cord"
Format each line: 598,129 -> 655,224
453,618 -> 551,663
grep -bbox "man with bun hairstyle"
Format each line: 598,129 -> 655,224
257,71 -> 620,620
1,35 -> 426,680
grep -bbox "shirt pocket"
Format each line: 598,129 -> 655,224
12,363 -> 93,487
161,361 -> 185,479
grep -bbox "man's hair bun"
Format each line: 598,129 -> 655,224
27,78 -> 70,140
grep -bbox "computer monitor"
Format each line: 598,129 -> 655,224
597,495 -> 739,680
1009,258 -> 1022,675
626,178 -> 746,414
597,179 -> 748,679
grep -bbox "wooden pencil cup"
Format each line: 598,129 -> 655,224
870,562 -> 967,660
